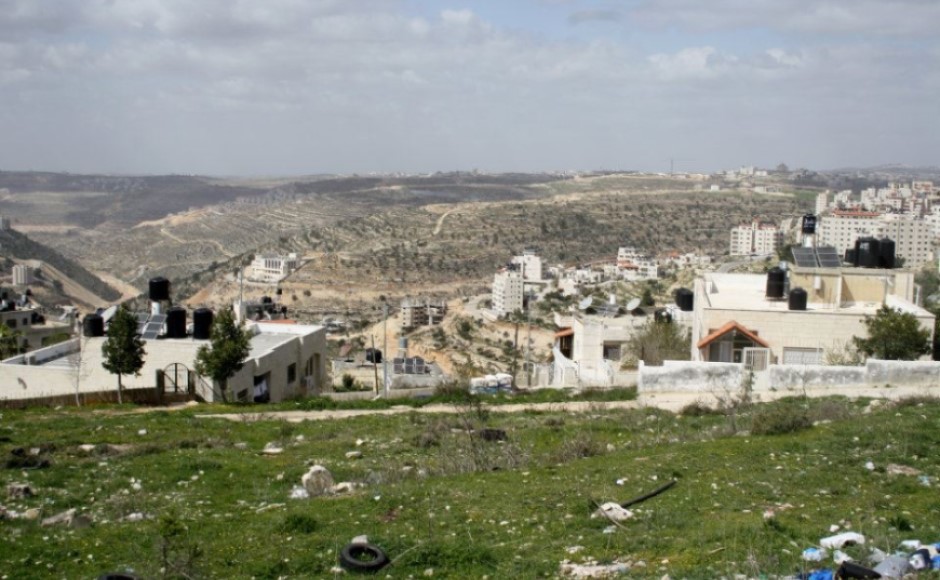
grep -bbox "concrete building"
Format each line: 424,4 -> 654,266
1,297 -> 72,352
690,269 -> 933,365
730,220 -> 784,256
492,267 -> 524,317
0,317 -> 328,404
511,249 -> 543,281
12,265 -> 32,286
249,253 -> 300,283
817,211 -> 934,267
0,216 -> 10,231
816,192 -> 828,216
400,298 -> 447,330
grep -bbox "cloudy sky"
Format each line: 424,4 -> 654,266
1,0 -> 938,175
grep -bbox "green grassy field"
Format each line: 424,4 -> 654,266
1,396 -> 939,579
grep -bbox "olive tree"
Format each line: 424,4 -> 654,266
194,308 -> 252,402
853,305 -> 931,361
101,305 -> 146,404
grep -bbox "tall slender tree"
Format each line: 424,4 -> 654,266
194,308 -> 252,402
101,305 -> 146,404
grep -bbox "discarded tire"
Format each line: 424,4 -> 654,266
339,542 -> 389,573
836,561 -> 881,579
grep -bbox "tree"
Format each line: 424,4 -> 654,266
624,319 -> 691,367
194,308 -> 252,402
101,305 -> 146,404
853,305 -> 931,361
640,288 -> 655,307
0,324 -> 22,360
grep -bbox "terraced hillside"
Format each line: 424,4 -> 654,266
21,173 -> 566,292
266,187 -> 808,310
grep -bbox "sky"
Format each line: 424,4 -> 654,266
0,0 -> 938,176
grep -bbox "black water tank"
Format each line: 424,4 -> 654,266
654,309 -> 673,323
766,267 -> 786,299
855,237 -> 880,268
365,348 -> 382,364
83,314 -> 104,337
192,308 -> 213,340
275,288 -> 283,296
149,277 -> 170,302
674,288 -> 694,312
801,214 -> 817,235
165,307 -> 187,339
878,237 -> 896,269
261,296 -> 273,304
788,287 -> 808,311
844,249 -> 857,265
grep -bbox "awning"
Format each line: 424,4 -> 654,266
554,327 -> 574,338
696,320 -> 769,350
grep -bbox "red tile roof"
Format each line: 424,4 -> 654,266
696,320 -> 769,350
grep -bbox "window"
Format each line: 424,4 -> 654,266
782,347 -> 822,365
6,319 -> 15,329
287,363 -> 297,383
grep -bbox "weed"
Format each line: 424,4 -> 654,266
279,513 -> 318,534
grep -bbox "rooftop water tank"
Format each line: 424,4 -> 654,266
674,288 -> 694,312
788,287 -> 808,311
855,237 -> 880,268
766,267 -> 786,299
365,348 -> 382,364
192,308 -> 213,340
149,277 -> 170,302
83,314 -> 104,337
878,237 -> 896,269
165,307 -> 187,339
801,214 -> 817,235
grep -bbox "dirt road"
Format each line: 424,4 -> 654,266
198,399 -> 641,423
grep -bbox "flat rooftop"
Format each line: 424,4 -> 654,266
701,273 -> 932,317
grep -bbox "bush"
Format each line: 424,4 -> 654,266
680,401 -> 721,417
751,401 -> 812,435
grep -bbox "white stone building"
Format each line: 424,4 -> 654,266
816,192 -> 828,215
510,249 -> 542,281
12,264 -> 32,286
730,220 -> 784,256
250,253 -> 300,283
691,269 -> 933,365
817,211 -> 934,267
492,268 -> 524,317
616,247 -> 659,281
0,318 -> 327,404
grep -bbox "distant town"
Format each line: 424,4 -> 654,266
1,165 -> 939,408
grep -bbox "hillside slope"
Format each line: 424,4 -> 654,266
0,229 -> 120,303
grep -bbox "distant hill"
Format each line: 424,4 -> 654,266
0,228 -> 121,302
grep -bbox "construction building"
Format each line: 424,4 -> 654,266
400,298 -> 448,331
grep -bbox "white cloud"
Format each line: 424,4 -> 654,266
0,1 -> 936,173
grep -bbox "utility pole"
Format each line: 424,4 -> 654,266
382,300 -> 389,398
371,334 -> 379,396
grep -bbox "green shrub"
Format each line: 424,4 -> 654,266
751,401 -> 812,435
